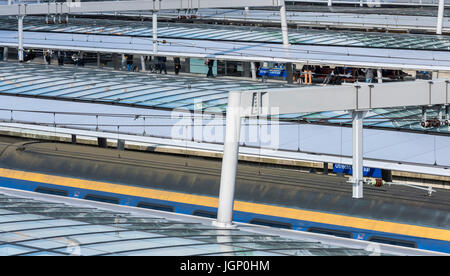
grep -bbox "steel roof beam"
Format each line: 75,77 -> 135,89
238,81 -> 449,116
1,38 -> 449,72
215,80 -> 450,227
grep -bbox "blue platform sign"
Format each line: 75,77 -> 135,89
333,163 -> 382,178
258,66 -> 286,77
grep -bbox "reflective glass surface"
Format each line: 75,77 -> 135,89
0,62 -> 446,134
0,192 -> 375,256
1,17 -> 450,51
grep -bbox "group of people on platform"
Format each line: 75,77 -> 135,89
292,65 -> 408,85
125,55 -> 214,78
124,55 -> 175,74
3,48 -> 411,84
22,49 -> 85,67
1,48 -> 218,78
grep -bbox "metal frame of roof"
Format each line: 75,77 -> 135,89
0,186 -> 444,256
2,17 -> 450,51
0,62 -> 449,135
149,8 -> 450,32
2,30 -> 450,71
0,190 -> 365,256
0,189 -> 376,256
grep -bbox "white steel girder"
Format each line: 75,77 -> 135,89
214,80 -> 450,227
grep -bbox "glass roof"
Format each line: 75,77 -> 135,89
0,192 -> 376,256
0,62 -> 448,134
1,17 -> 450,51
0,62 -> 288,112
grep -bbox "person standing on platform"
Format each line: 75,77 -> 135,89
126,54 -> 134,72
159,56 -> 167,74
24,49 -> 35,63
363,68 -> 374,83
174,57 -> 181,75
44,50 -> 52,65
78,52 -> 85,67
57,51 -> 65,66
206,59 -> 215,78
71,52 -> 78,65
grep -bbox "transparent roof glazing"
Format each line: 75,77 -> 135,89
0,192 -> 376,256
3,62 -> 450,135
1,17 -> 450,51
0,62 -> 448,134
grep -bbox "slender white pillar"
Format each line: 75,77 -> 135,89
377,69 -> 383,83
213,92 -> 242,228
8,0 -> 12,5
352,111 -> 365,199
153,12 -> 158,55
97,52 -> 101,67
328,0 -> 332,7
432,71 -> 439,79
244,6 -> 249,16
250,62 -> 257,81
279,0 -> 289,47
3,47 -> 8,61
360,0 -> 363,7
140,55 -> 146,72
17,15 -> 24,62
437,0 -> 445,35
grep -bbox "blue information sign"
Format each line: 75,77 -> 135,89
258,67 -> 286,77
332,163 -> 382,178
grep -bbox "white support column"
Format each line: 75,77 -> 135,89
352,111 -> 365,199
213,92 -> 242,228
140,55 -> 146,72
3,47 -> 8,61
328,0 -> 332,7
432,71 -> 439,79
97,52 -> 101,68
121,54 -> 126,70
17,15 -> 24,62
244,6 -> 249,16
250,62 -> 257,81
153,12 -> 158,55
377,69 -> 383,83
437,0 -> 445,35
279,0 -> 289,47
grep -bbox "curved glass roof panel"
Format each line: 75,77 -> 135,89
0,192 -> 378,256
0,62 -> 448,134
1,17 -> 450,51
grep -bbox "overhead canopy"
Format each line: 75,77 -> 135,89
1,29 -> 450,71
151,8 -> 450,32
2,17 -> 450,51
0,190 -> 378,256
0,0 -> 282,16
0,62 -> 448,135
